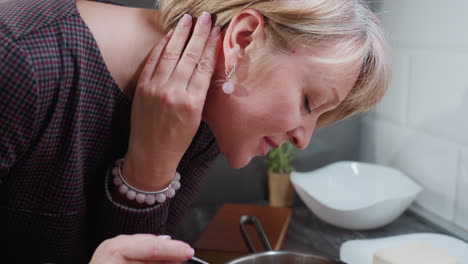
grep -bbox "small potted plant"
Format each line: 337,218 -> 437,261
265,141 -> 296,207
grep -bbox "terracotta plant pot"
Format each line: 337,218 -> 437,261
268,172 -> 294,207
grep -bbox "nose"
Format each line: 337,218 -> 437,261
287,125 -> 313,150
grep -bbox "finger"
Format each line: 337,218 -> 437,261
119,234 -> 194,262
170,12 -> 212,88
153,14 -> 193,82
187,26 -> 221,97
138,30 -> 174,85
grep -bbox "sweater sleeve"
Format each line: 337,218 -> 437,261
95,167 -> 172,239
94,123 -> 219,242
0,34 -> 38,178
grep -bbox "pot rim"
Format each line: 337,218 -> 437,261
225,250 -> 346,264
235,215 -> 346,264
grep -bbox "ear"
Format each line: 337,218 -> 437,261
223,9 -> 267,71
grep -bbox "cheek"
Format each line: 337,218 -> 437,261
244,77 -> 301,132
244,99 -> 299,133
229,57 -> 301,134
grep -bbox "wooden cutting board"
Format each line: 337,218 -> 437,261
193,203 -> 292,263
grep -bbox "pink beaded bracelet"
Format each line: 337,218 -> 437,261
111,159 -> 181,205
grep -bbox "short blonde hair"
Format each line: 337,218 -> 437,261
158,0 -> 390,126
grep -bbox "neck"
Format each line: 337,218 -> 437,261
112,7 -> 165,99
77,1 -> 165,99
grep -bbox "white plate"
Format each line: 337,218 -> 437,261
339,233 -> 468,264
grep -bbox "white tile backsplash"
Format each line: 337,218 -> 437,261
364,0 -> 468,228
380,0 -> 468,51
374,50 -> 410,125
455,149 -> 468,231
408,51 -> 468,146
360,117 -> 409,166
361,117 -> 459,221
391,131 -> 458,221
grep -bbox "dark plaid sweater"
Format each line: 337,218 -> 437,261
0,0 -> 219,262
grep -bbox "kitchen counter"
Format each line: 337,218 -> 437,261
177,200 -> 458,260
281,203 -> 449,258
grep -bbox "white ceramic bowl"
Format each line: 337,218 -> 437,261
290,161 -> 423,230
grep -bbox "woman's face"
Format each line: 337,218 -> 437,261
203,43 -> 360,168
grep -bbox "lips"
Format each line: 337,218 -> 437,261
264,137 -> 279,149
261,137 -> 279,156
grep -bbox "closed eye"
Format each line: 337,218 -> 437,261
304,95 -> 312,114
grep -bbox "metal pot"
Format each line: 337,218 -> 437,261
224,215 -> 347,264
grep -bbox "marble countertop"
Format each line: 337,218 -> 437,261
177,200 -> 454,260
281,204 -> 448,259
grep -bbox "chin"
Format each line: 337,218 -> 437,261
225,152 -> 254,169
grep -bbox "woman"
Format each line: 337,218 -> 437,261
0,0 -> 390,262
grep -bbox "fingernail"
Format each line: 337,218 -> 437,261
210,26 -> 220,38
180,14 -> 192,27
199,12 -> 211,26
160,235 -> 171,240
166,29 -> 174,38
186,248 -> 195,258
